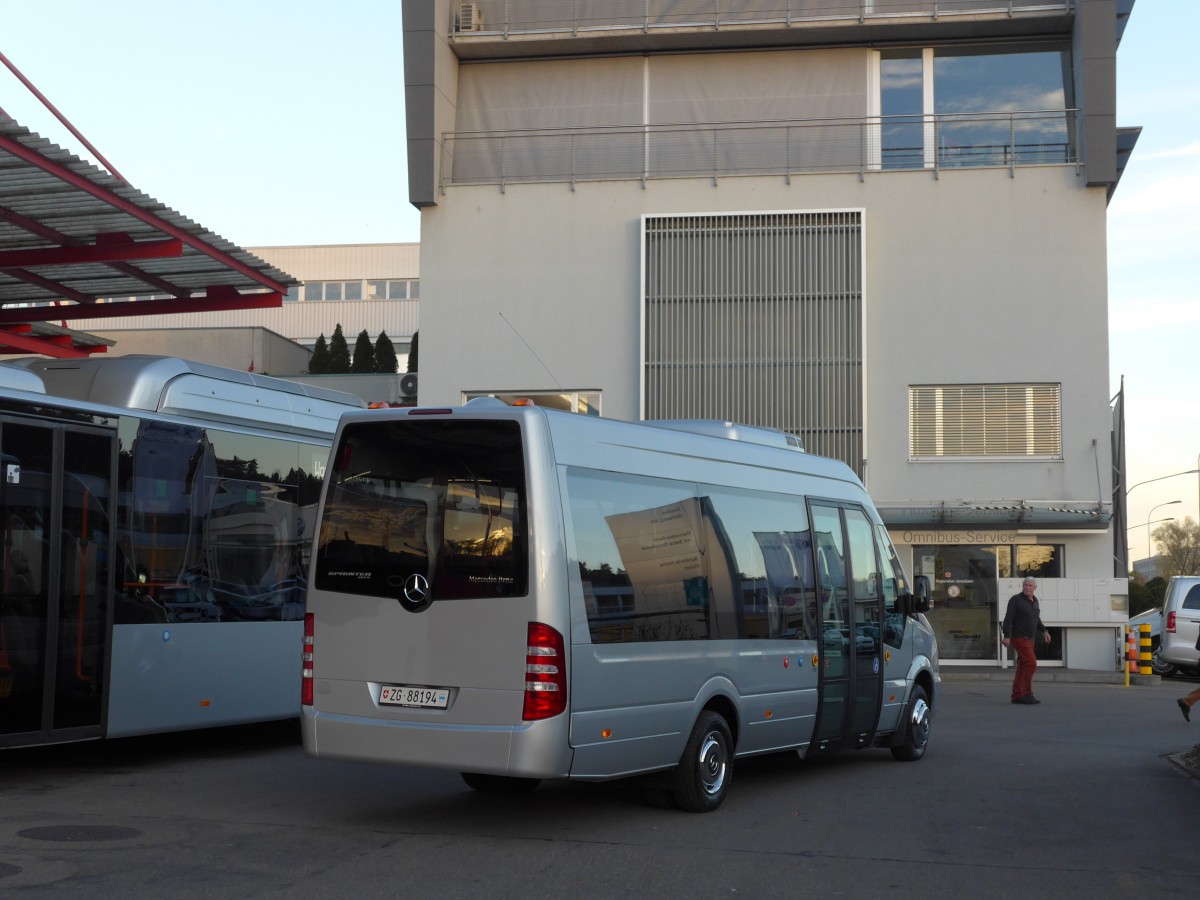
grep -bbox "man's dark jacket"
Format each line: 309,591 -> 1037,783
1002,592 -> 1046,640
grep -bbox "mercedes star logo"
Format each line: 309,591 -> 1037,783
400,573 -> 432,612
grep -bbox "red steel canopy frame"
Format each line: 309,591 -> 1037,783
0,51 -> 295,358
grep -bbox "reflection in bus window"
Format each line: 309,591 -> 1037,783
571,471 -> 822,644
115,420 -> 320,623
878,524 -> 908,649
315,419 -> 528,602
811,505 -> 850,679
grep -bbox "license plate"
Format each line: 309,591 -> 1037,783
379,684 -> 450,709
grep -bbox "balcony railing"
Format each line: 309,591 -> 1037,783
440,110 -> 1078,190
450,1 -> 1074,38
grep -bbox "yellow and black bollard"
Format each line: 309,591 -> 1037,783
1139,622 -> 1153,677
1125,626 -> 1138,686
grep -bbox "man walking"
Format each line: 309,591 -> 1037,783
1002,577 -> 1051,705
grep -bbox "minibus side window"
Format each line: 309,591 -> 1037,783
703,488 -> 818,641
810,505 -> 850,678
845,508 -> 882,656
877,524 -> 908,648
567,469 -> 702,643
568,470 -> 823,644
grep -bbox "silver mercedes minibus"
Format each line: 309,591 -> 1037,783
301,400 -> 938,811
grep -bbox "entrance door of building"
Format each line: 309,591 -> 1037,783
914,544 -> 1002,662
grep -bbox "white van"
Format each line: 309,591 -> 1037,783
301,401 -> 939,811
1160,576 -> 1200,675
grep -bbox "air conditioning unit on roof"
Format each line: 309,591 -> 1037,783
457,3 -> 485,32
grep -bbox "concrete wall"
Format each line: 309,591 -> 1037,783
249,244 -> 419,281
418,166 -> 1112,511
88,327 -> 311,377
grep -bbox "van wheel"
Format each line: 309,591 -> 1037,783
671,710 -> 733,813
891,684 -> 931,762
1151,647 -> 1177,678
460,772 -> 541,793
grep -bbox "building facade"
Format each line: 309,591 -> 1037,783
405,0 -> 1135,669
69,243 -> 420,371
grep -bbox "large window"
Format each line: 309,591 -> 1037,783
913,542 -> 1063,661
567,469 -> 904,646
909,384 -> 1062,460
315,420 -> 528,601
879,50 -> 926,170
879,44 -> 1074,170
935,45 -> 1073,167
114,419 -> 326,624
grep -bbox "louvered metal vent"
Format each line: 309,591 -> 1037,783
909,383 -> 1062,459
642,210 -> 863,473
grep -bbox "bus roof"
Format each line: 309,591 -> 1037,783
10,355 -> 365,437
339,402 -> 861,488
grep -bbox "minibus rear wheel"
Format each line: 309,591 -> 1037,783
672,710 -> 733,813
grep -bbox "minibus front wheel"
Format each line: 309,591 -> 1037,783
672,710 -> 733,813
890,684 -> 931,762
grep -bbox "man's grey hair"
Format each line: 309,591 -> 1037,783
1022,577 -> 1037,585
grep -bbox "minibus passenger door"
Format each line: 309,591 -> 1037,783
808,504 -> 850,749
843,508 -> 884,747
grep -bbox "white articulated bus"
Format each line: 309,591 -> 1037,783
302,400 -> 938,811
0,356 -> 364,749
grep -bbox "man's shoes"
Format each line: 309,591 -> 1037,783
1179,698 -> 1191,722
1012,696 -> 1040,705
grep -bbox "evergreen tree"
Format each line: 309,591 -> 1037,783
352,330 -> 376,373
328,324 -> 351,373
309,334 -> 330,374
407,330 -> 419,373
374,331 -> 399,374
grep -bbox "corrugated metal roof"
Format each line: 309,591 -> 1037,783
0,115 -> 296,339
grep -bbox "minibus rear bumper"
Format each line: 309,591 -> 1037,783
301,706 -> 574,778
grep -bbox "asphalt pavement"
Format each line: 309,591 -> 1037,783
2,675 -> 1198,899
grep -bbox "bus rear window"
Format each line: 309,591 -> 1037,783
314,419 -> 528,601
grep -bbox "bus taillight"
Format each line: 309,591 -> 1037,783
523,622 -> 566,720
302,613 -> 315,707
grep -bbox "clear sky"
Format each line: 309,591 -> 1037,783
4,2 -> 1198,559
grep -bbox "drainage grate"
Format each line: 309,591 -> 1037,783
18,825 -> 142,843
0,862 -> 22,878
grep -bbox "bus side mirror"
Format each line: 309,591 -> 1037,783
900,576 -> 932,616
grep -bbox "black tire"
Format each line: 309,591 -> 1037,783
1151,647 -> 1178,678
460,772 -> 541,793
891,684 -> 931,762
671,710 -> 733,813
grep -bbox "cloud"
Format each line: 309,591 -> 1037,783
1110,299 -> 1200,334
1135,140 -> 1200,162
1110,170 -> 1200,216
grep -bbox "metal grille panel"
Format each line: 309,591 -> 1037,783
643,211 -> 863,473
